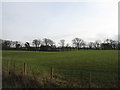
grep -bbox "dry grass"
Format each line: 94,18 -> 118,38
2,70 -> 99,88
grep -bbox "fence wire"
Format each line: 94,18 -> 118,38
2,60 -> 118,88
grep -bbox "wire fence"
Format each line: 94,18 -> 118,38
2,60 -> 118,88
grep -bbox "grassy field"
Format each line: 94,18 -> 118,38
2,50 -> 118,88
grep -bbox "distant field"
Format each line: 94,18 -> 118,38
2,50 -> 118,88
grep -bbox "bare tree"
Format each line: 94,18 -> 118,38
110,40 -> 118,49
2,40 -> 12,49
104,39 -> 111,44
43,38 -> 55,46
104,39 -> 117,49
15,41 -> 21,49
81,41 -> 86,48
72,38 -> 83,49
59,39 -> 65,47
32,39 -> 41,48
88,42 -> 95,49
10,41 -> 16,48
94,40 -> 102,49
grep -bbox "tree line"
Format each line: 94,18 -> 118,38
0,38 -> 120,51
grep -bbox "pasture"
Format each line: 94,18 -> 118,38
2,50 -> 118,88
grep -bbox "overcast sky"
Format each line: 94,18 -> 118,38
1,1 -> 118,45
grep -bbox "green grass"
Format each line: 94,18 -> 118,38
2,50 -> 118,88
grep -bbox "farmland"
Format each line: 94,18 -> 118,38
2,50 -> 118,88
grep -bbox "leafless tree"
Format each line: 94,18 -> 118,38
43,38 -> 55,46
32,39 -> 41,48
59,39 -> 65,47
94,40 -> 102,49
72,38 -> 84,49
88,42 -> 95,49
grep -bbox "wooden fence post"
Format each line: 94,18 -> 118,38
23,63 -> 26,76
7,60 -> 9,72
7,60 -> 11,75
51,66 -> 53,79
13,62 -> 15,74
89,72 -> 91,89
